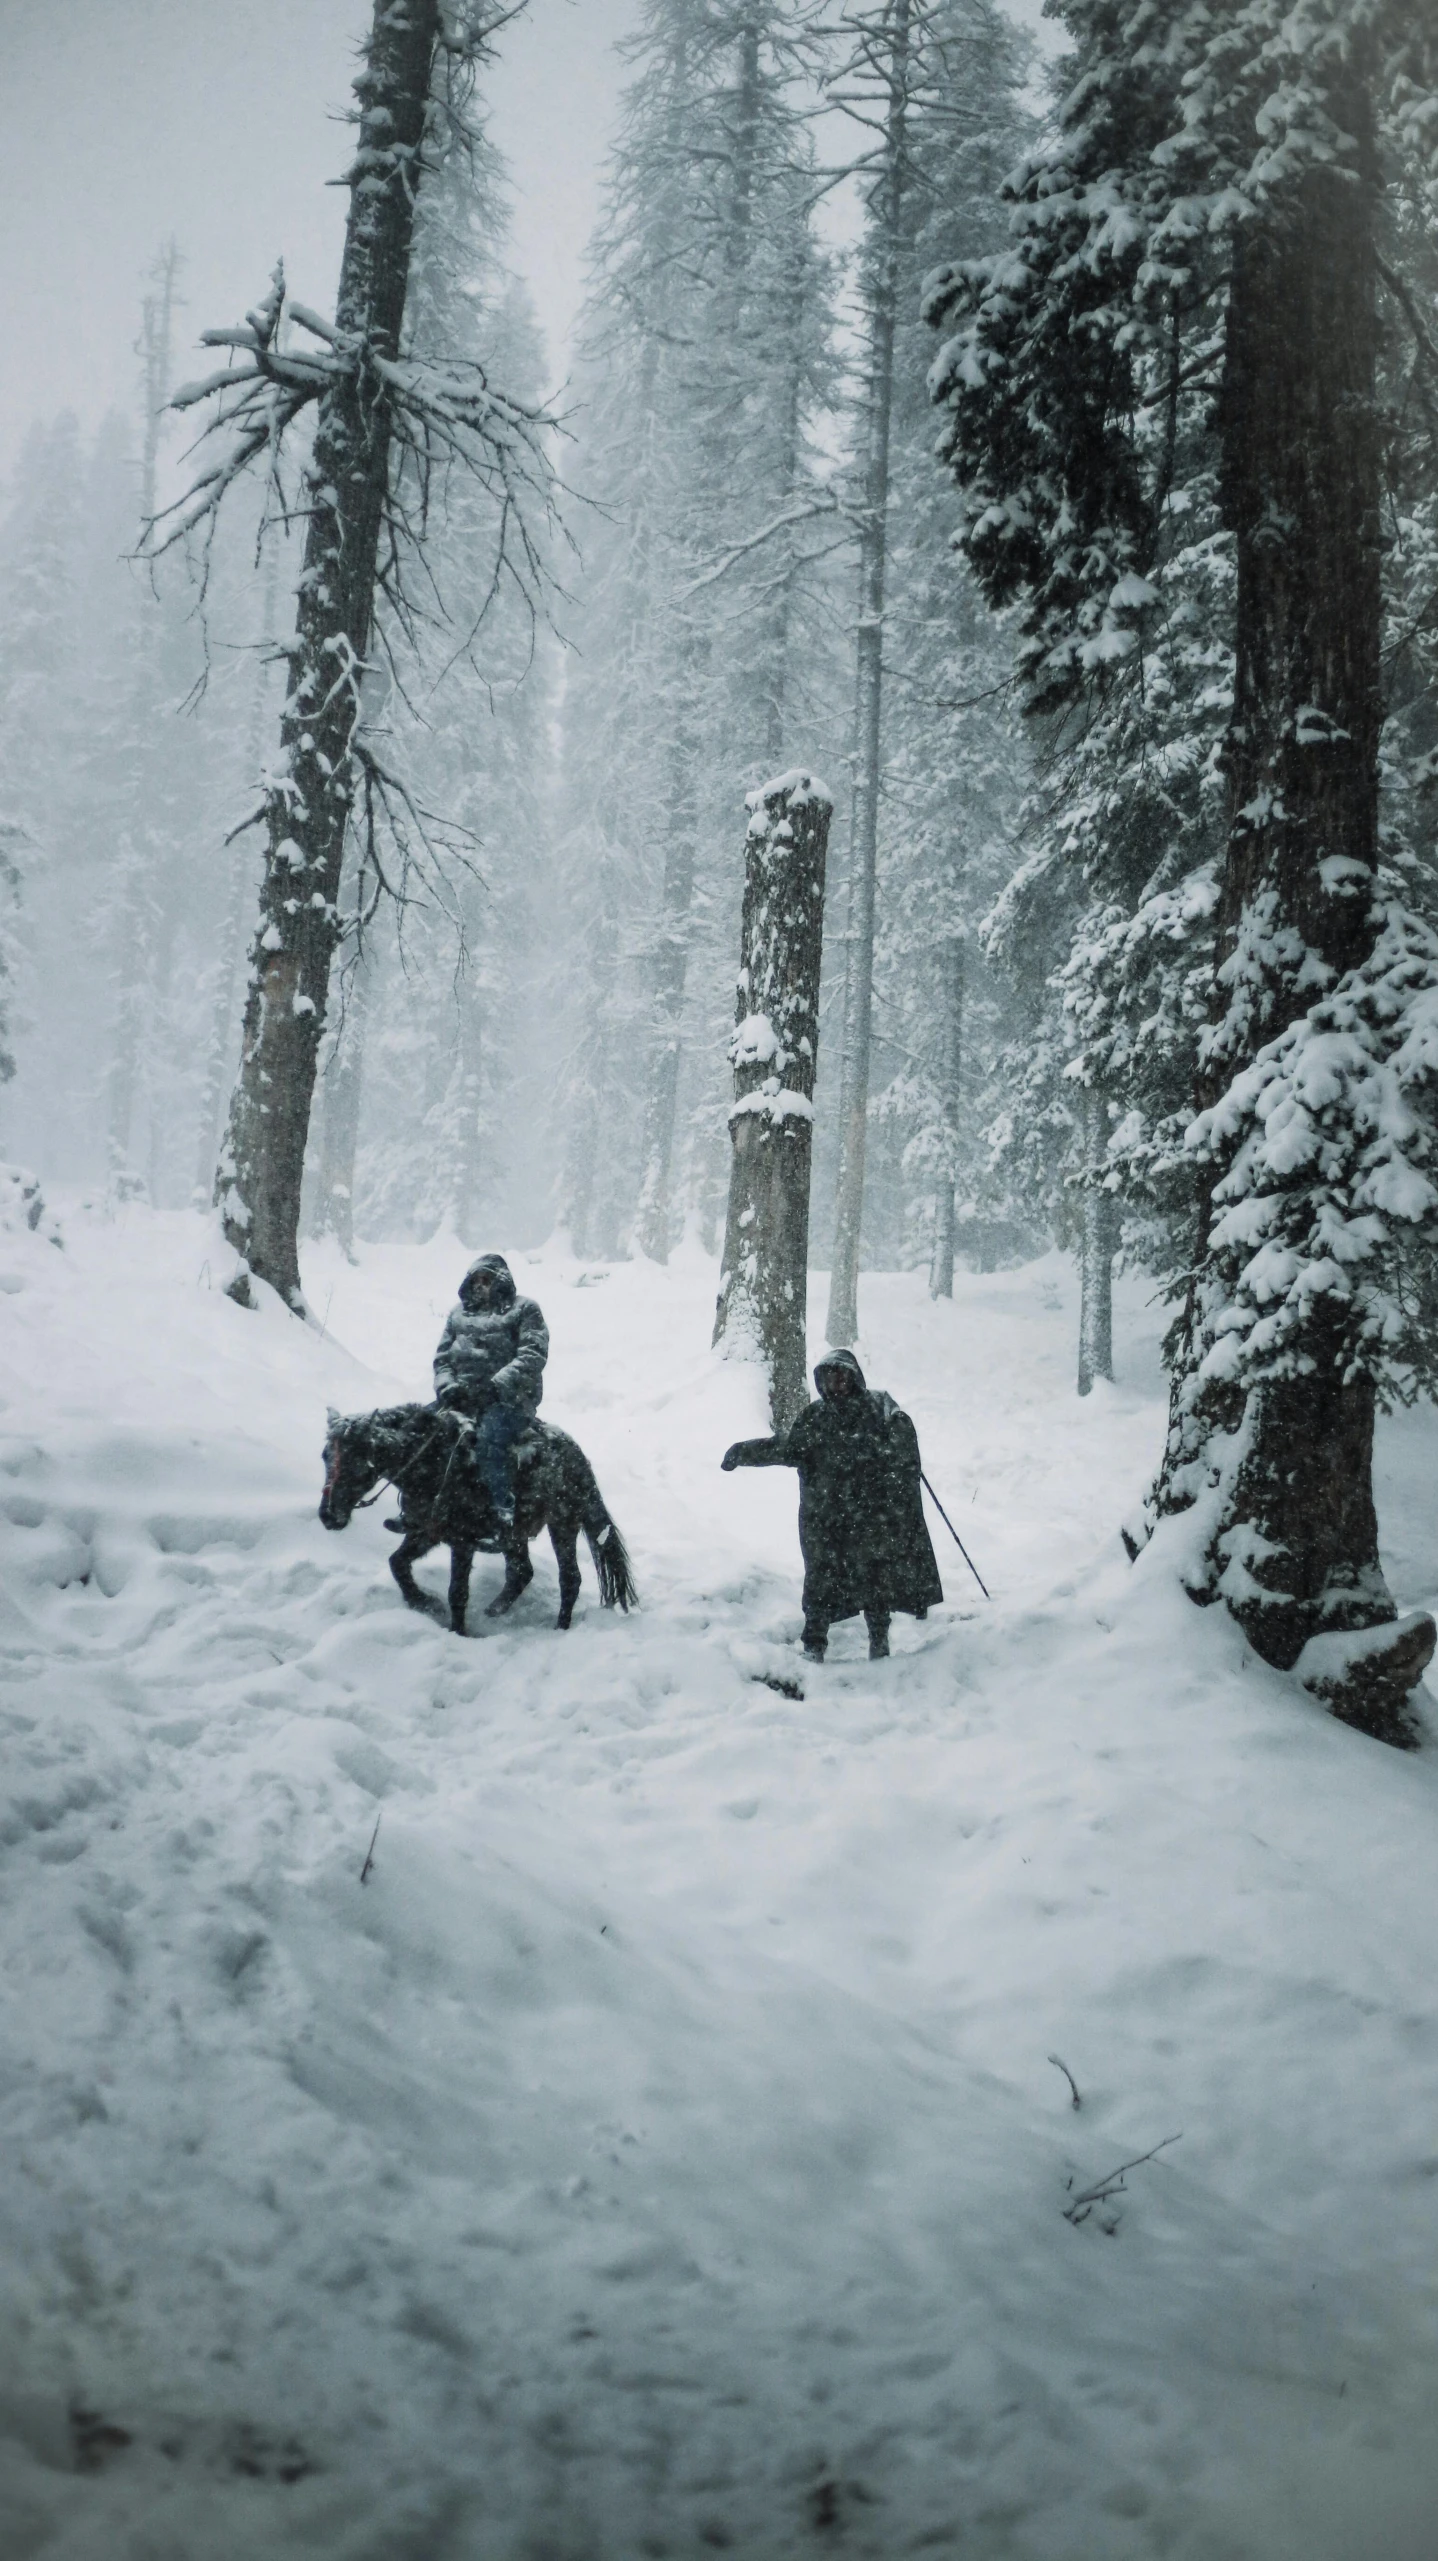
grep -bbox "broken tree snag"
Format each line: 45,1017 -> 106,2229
215,0 -> 441,1310
713,771 -> 832,1431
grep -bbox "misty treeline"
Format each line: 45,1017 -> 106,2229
2,0 -> 1438,1729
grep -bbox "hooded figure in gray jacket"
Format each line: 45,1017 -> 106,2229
433,1253 -> 548,1532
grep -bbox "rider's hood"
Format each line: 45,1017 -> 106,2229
813,1348 -> 866,1397
459,1253 -> 517,1311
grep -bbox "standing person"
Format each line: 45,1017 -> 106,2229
433,1254 -> 548,1536
721,1349 -> 942,1660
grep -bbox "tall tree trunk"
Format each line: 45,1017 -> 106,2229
713,772 -> 831,1428
107,241 -> 180,1199
194,558 -> 279,1207
1076,1082 -> 1114,1395
928,928 -> 965,1299
218,0 -> 438,1310
448,944 -> 485,1242
635,20 -> 765,1264
635,705 -> 701,1261
761,225 -> 811,771
313,945 -> 369,1258
1151,48 -> 1434,1734
825,0 -> 910,1349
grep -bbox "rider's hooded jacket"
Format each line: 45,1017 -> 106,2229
433,1254 -> 549,1418
724,1348 -> 942,1628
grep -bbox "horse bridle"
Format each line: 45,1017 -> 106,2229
341,1413 -> 474,1519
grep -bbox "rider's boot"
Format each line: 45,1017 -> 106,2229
802,1617 -> 828,1662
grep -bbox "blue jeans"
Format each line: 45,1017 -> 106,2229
472,1401 -> 527,1520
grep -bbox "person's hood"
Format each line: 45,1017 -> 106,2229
813,1348 -> 866,1396
459,1253 -> 517,1311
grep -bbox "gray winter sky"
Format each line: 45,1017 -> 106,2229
0,0 -> 637,481
0,0 -> 1053,487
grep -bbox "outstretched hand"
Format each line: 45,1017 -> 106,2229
720,1445 -> 741,1473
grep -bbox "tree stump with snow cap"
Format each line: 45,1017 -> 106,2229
713,771 -> 831,1430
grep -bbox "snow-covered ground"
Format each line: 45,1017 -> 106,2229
4,1203 -> 1438,2560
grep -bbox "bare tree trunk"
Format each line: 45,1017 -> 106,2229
218,0 -> 439,1309
448,941 -> 485,1242
635,714 -> 700,1261
928,929 -> 964,1299
1076,1084 -> 1114,1395
107,242 -> 181,1200
635,21 -> 766,1265
714,772 -> 831,1428
313,945 -> 369,1259
193,560 -> 279,1207
825,0 -> 910,1349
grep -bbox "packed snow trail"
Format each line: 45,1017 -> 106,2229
3,1209 -> 1438,2559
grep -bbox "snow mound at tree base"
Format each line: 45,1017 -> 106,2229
2,1210 -> 1438,2558
1296,1610 -> 1438,1749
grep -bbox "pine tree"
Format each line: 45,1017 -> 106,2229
554,0 -> 838,1264
818,0 -> 1026,1338
928,0 -> 1438,1738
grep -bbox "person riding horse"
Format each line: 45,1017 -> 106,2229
433,1253 -> 548,1536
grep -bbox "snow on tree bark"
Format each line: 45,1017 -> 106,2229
714,771 -> 831,1430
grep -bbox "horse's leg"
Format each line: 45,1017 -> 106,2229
390,1533 -> 437,1614
484,1536 -> 535,1619
551,1519 -> 582,1631
448,1543 -> 475,1636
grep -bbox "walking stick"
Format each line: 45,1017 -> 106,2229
921,1472 -> 990,1599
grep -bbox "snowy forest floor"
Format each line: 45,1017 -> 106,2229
3,1209 -> 1438,2561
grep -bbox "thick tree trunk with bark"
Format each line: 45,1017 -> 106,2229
218,0 -> 438,1309
1150,52 -> 1434,1736
714,772 -> 831,1428
928,930 -> 965,1299
1076,1082 -> 1114,1395
826,0 -> 910,1350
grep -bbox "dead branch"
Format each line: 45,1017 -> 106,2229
1047,2054 -> 1082,2111
360,1812 -> 381,1885
1063,2132 -> 1181,2225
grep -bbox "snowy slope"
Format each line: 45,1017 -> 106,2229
3,1207 -> 1438,2560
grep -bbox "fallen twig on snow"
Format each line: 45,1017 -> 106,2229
1064,2133 -> 1181,2225
1048,2054 -> 1082,2111
360,1814 -> 381,1887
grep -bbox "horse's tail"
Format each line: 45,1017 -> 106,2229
579,1467 -> 637,1612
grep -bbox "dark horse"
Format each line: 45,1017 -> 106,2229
319,1403 -> 637,1633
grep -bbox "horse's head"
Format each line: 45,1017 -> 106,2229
319,1408 -> 377,1530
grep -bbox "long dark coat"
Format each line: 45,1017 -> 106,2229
725,1350 -> 943,1627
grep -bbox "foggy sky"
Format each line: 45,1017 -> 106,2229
0,0 -> 1051,490
0,0 -> 638,480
